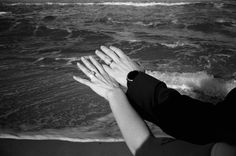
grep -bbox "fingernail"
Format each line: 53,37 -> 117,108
101,45 -> 106,49
73,76 -> 81,81
73,76 -> 77,80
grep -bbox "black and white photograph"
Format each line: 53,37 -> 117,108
0,0 -> 235,155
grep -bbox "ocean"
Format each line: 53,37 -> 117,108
0,0 -> 236,142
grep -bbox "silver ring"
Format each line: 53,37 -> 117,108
89,71 -> 95,79
107,59 -> 113,66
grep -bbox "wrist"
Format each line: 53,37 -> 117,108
106,88 -> 124,101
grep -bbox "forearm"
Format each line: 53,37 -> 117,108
126,72 -> 217,144
107,88 -> 151,155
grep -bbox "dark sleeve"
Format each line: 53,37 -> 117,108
215,88 -> 236,144
126,72 -> 174,122
126,72 -> 216,144
135,136 -> 214,156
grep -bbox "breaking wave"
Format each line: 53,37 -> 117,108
6,2 -> 195,7
147,70 -> 236,99
160,41 -> 200,48
0,11 -> 10,16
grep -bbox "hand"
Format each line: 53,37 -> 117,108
73,56 -> 121,100
95,46 -> 144,88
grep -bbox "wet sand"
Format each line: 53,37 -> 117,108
0,139 -> 132,156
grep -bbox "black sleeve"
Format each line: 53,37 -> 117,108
126,72 -> 216,144
126,72 -> 169,123
135,136 -> 214,156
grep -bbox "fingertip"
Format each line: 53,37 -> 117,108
77,62 -> 84,70
101,45 -> 108,50
73,75 -> 80,81
109,45 -> 115,49
95,50 -> 100,54
89,55 -> 94,59
73,76 -> 88,85
89,55 -> 97,62
77,61 -> 83,66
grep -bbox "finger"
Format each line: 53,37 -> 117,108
81,57 -> 99,73
86,55 -> 108,82
95,50 -> 113,65
102,65 -> 119,87
77,62 -> 94,79
102,64 -> 113,77
109,46 -> 127,58
100,46 -> 120,62
89,56 -> 106,74
73,76 -> 92,86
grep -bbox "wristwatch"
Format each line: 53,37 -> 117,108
127,70 -> 140,87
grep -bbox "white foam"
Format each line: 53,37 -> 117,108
146,71 -> 236,98
161,42 -> 186,48
160,41 -> 200,48
94,2 -> 192,7
33,57 -> 45,63
0,133 -> 124,142
7,2 -> 194,7
0,12 -> 9,15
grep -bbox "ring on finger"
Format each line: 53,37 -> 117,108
89,71 -> 95,79
107,59 -> 113,66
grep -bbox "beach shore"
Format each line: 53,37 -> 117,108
0,139 -> 132,156
0,0 -> 220,4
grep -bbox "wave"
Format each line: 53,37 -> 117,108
6,2 -> 195,7
0,12 -> 10,16
160,41 -> 200,48
146,71 -> 236,99
0,70 -> 235,141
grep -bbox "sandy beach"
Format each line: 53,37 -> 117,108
0,139 -> 132,156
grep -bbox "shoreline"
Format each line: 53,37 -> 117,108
1,0 -> 221,4
0,135 -> 124,142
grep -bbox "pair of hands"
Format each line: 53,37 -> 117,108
73,46 -> 143,100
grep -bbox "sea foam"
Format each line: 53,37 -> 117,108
0,12 -> 10,15
6,2 -> 194,7
146,70 -> 236,98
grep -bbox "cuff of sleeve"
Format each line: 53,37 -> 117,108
126,72 -> 166,106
